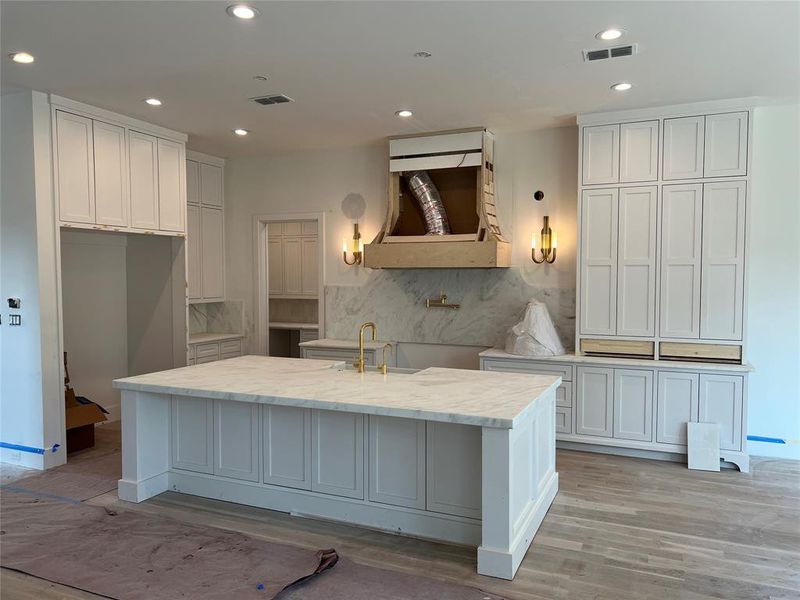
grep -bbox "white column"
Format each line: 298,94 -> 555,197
117,390 -> 170,502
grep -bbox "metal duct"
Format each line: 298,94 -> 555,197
404,171 -> 451,235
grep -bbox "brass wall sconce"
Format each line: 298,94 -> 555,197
342,223 -> 364,265
531,215 -> 557,264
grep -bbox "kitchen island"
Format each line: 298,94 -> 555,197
113,355 -> 560,580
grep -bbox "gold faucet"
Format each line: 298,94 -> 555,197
354,322 -> 376,373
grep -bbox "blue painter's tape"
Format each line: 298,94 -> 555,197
0,441 -> 61,454
747,435 -> 786,444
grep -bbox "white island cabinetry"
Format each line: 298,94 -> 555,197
114,356 -> 561,580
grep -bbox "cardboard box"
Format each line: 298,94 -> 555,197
65,393 -> 107,453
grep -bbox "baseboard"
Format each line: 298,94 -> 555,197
117,472 -> 169,502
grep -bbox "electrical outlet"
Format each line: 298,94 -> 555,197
9,314 -> 21,326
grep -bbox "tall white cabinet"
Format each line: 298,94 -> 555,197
186,152 -> 225,303
268,221 -> 319,298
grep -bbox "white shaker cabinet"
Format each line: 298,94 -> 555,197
157,138 -> 185,232
267,236 -> 284,295
213,400 -> 259,482
426,422 -> 482,519
700,181 -> 746,340
186,160 -> 200,204
660,184 -> 703,338
171,397 -> 214,473
282,237 -> 303,295
620,121 -> 659,182
55,111 -> 95,224
262,405 -> 312,489
613,369 -> 653,442
576,367 -> 614,438
698,374 -> 743,451
129,131 -> 160,230
582,125 -> 619,185
200,164 -> 223,207
268,221 -> 319,298
301,237 -> 319,296
311,410 -> 364,499
617,186 -> 657,337
656,371 -> 699,446
704,112 -> 748,177
662,116 -> 705,180
186,205 -> 201,300
93,120 -> 128,227
368,416 -> 426,509
201,207 -> 225,301
579,188 -> 618,335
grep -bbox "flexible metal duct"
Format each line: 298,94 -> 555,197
404,171 -> 451,235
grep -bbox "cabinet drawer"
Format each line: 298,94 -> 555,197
556,407 -> 572,434
188,345 -> 196,359
196,355 -> 218,365
481,358 -> 573,382
556,381 -> 573,408
219,339 -> 242,355
220,351 -> 241,361
299,329 -> 319,344
195,343 -> 220,359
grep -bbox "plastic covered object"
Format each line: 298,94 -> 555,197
504,300 -> 565,356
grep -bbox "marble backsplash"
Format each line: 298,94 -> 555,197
269,298 -> 319,324
189,300 -> 245,335
325,268 -> 575,349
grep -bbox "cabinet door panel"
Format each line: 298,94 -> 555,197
580,189 -> 618,335
620,121 -> 658,182
157,138 -> 184,232
663,116 -> 704,180
656,371 -> 699,446
617,186 -> 657,336
368,416 -> 425,509
129,131 -> 159,230
660,185 -> 703,338
93,120 -> 128,226
171,397 -> 213,473
301,237 -> 318,295
55,111 -> 95,224
582,125 -> 619,185
200,163 -> 223,207
201,207 -> 224,300
700,181 -> 746,340
698,374 -> 743,451
187,205 -> 201,300
704,112 -> 748,177
268,237 -> 284,295
576,367 -> 613,438
282,237 -> 302,295
613,369 -> 653,442
263,405 -> 311,489
311,410 -> 364,499
186,160 -> 200,205
426,422 -> 481,518
214,400 -> 259,481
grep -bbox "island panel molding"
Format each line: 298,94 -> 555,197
114,355 -> 560,580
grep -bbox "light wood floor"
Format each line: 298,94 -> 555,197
2,432 -> 799,600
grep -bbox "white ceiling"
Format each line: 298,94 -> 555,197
2,1 -> 798,157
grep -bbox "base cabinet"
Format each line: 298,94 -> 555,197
699,374 -> 744,451
311,411 -> 364,499
214,400 -> 259,482
426,422 -> 482,519
613,369 -> 653,442
171,397 -> 213,474
576,367 -> 614,438
656,371 -> 699,445
368,416 -> 425,509
262,405 -> 311,489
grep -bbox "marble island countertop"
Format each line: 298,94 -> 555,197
298,338 -> 395,350
269,321 -> 319,330
113,355 -> 560,429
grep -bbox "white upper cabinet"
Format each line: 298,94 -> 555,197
620,121 -> 659,182
662,116 -> 705,180
660,184 -> 703,338
580,189 -> 618,335
700,181 -> 746,340
55,111 -> 95,224
157,138 -> 185,232
201,207 -> 224,300
128,131 -> 160,230
186,159 -> 200,205
617,186 -> 657,337
200,164 -> 223,207
268,221 -> 319,298
704,112 -> 748,177
187,205 -> 201,300
92,120 -> 128,227
282,237 -> 303,295
582,125 -> 619,185
267,236 -> 284,296
301,237 -> 318,295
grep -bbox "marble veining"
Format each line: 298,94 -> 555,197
189,301 -> 245,336
114,355 -> 560,429
325,268 -> 575,348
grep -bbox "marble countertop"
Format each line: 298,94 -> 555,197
189,332 -> 245,344
113,355 -> 560,429
479,348 -> 754,373
269,321 -> 319,330
299,338 -> 395,351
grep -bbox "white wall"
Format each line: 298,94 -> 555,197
0,91 -> 63,469
60,231 -> 128,421
747,104 -> 800,459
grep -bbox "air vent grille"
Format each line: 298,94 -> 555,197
252,94 -> 294,106
582,43 -> 638,62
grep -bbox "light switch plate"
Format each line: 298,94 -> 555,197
688,422 -> 721,471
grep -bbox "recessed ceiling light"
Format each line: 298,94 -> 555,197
395,109 -> 413,118
413,51 -> 432,58
144,98 -> 162,106
233,128 -> 249,136
10,51 -> 35,64
227,4 -> 259,19
611,82 -> 633,92
597,28 -> 624,41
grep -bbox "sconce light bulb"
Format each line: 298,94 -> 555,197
342,239 -> 348,253
552,232 -> 558,249
531,234 -> 537,249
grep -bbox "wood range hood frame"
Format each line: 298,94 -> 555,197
364,128 -> 511,269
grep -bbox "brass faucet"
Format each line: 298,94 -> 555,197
354,322 -> 376,373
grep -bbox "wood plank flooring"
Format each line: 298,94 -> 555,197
2,432 -> 798,599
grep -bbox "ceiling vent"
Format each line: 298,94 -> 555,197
252,94 -> 294,106
582,43 -> 638,62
